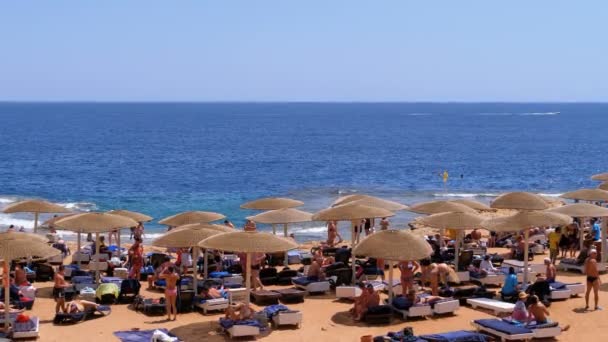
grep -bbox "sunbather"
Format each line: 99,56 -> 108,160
199,286 -> 223,300
351,283 -> 369,320
66,300 -> 107,314
353,284 -> 379,321
398,260 -> 420,296
511,292 -> 529,321
159,265 -> 179,321
526,274 -> 551,305
544,258 -> 556,283
421,261 -> 459,295
225,302 -> 254,320
526,295 -> 570,331
307,252 -> 326,281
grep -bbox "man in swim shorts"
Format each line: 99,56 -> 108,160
584,249 -> 601,311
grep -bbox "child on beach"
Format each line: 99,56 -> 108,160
159,265 -> 179,321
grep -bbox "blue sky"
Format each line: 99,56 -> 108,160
1,1 -> 606,101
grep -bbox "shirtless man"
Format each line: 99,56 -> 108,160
421,261 -> 459,295
159,265 -> 180,320
244,220 -> 256,232
584,249 -> 601,311
379,217 -> 390,231
326,221 -> 342,247
225,302 -> 254,320
53,265 -> 71,313
544,258 -> 557,283
14,265 -> 28,286
307,252 -> 325,280
527,295 -> 570,330
199,286 -> 223,299
398,260 -> 420,296
353,284 -> 378,321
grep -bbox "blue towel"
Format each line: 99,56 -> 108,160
392,297 -> 415,310
292,277 -> 313,286
114,328 -> 180,342
262,304 -> 290,318
419,330 -> 488,342
72,276 -> 94,284
219,318 -> 263,329
549,282 -> 566,290
209,271 -> 231,278
474,319 -> 533,335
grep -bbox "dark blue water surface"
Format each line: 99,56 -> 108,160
1,102 -> 607,240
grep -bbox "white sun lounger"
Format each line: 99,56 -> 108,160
549,288 -> 572,300
565,283 -> 585,296
471,319 -> 561,341
432,299 -> 460,315
225,324 -> 260,338
12,316 -> 40,339
336,286 -> 362,299
466,298 -> 515,315
472,273 -> 505,286
195,298 -> 229,314
292,278 -> 331,294
272,311 -> 302,328
392,303 -> 433,320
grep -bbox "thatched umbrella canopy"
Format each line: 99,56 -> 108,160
3,200 -> 70,233
450,199 -> 492,211
240,197 -> 304,210
107,210 -> 153,222
408,201 -> 476,215
158,211 -> 225,227
490,192 -> 548,210
591,172 -> 608,182
560,189 -> 608,202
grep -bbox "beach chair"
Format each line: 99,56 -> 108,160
218,318 -> 262,338
564,282 -> 585,296
259,267 -> 278,285
548,283 -> 572,300
118,279 -> 141,303
273,288 -> 306,304
53,305 -> 111,325
418,330 -> 489,342
470,272 -> 505,287
72,251 -> 91,264
250,290 -> 281,306
195,297 -> 230,314
227,288 -> 248,304
134,297 -> 166,316
277,269 -> 298,285
431,298 -> 461,315
335,286 -> 362,299
72,275 -> 96,291
440,285 -> 495,305
292,277 -> 331,294
390,297 -> 433,320
262,304 -> 302,328
114,328 -> 181,342
32,263 -> 54,281
95,283 -> 120,304
466,298 -> 515,316
11,316 -> 39,340
471,318 -> 561,341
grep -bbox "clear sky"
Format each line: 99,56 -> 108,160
1,1 -> 606,102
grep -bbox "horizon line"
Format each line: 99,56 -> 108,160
1,100 -> 608,104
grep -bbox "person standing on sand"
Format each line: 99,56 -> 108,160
398,260 -> 420,295
53,265 -> 71,313
584,249 -> 602,311
547,227 -> 561,264
159,265 -> 179,321
544,258 -> 557,283
128,237 -> 144,280
380,217 -> 390,230
326,221 -> 341,247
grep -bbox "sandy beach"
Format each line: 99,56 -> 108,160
17,242 -> 606,342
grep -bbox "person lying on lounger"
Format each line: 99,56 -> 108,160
199,286 -> 223,300
66,300 -> 108,314
225,302 -> 254,321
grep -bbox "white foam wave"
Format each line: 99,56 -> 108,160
433,193 -> 500,198
0,216 -> 35,229
293,226 -> 327,234
0,197 -> 16,204
58,202 -> 98,212
476,112 -> 559,116
537,193 -> 563,197
519,112 -> 560,116
408,113 -> 433,116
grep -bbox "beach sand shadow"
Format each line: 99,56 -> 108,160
599,283 -> 608,292
170,321 -> 242,341
34,286 -> 56,299
330,310 -> 404,327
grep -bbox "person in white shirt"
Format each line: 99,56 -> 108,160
480,255 -> 497,273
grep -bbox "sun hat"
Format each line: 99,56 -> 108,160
518,292 -> 528,299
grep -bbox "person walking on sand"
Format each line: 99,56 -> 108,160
53,265 -> 71,313
584,249 -> 602,311
159,265 -> 179,321
224,220 -> 235,229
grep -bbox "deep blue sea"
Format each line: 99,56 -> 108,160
1,102 -> 607,241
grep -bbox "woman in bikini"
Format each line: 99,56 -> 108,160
159,265 -> 180,321
326,221 -> 341,247
398,260 -> 420,296
128,237 -> 144,280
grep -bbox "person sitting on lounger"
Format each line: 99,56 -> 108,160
14,265 -> 29,286
501,267 -> 520,299
398,260 -> 420,296
199,286 -> 223,300
544,258 -> 557,283
353,284 -> 379,321
307,252 -> 326,281
351,283 -> 369,320
526,295 -> 570,331
480,255 -> 497,273
225,302 -> 254,320
511,292 -> 529,321
526,274 -> 551,305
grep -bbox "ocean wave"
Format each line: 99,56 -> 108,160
519,112 -> 560,116
407,113 -> 433,116
58,202 -> 98,212
433,193 -> 500,198
293,226 -> 327,234
537,193 -> 563,197
476,112 -> 559,116
0,216 -> 35,229
0,197 -> 16,204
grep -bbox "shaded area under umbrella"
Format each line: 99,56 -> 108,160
2,200 -> 70,234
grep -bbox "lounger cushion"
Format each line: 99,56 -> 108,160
549,282 -> 566,290
262,304 -> 291,318
392,297 -> 416,310
209,271 -> 231,278
13,317 -> 38,332
474,319 -> 532,335
292,277 -> 315,286
114,328 -> 180,342
418,330 -> 488,342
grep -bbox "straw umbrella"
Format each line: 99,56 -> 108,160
107,209 -> 153,252
416,212 -> 484,271
199,231 -> 298,305
2,200 -> 70,234
54,213 -> 138,284
491,192 -> 549,211
549,202 -> 608,266
312,203 -> 395,283
408,201 -> 477,215
353,230 -> 433,302
449,199 -> 492,211
152,223 -> 233,289
240,197 -> 304,210
247,208 -> 313,266
159,211 -> 225,227
598,182 -> 608,191
0,234 -> 61,331
482,211 -> 571,284
560,189 -> 608,251
591,173 -> 608,182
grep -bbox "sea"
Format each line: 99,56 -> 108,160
1,102 -> 607,243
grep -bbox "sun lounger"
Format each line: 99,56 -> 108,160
194,297 -> 229,314
418,330 -> 489,342
251,290 -> 281,305
564,282 -> 585,296
72,275 -> 96,291
12,316 -> 39,339
272,288 -> 306,304
101,276 -> 123,286
466,298 -> 515,315
227,288 -> 248,304
292,277 -> 330,294
114,267 -> 129,279
262,304 -> 302,328
72,251 -> 90,264
219,318 -> 262,338
134,298 -> 166,316
431,298 -> 460,315
53,305 -> 111,324
336,286 -> 362,299
391,297 -> 433,319
114,328 -> 182,342
470,273 -> 505,287
471,318 -> 561,341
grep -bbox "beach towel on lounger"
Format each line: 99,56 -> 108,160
418,330 -> 488,342
53,305 -> 111,324
219,318 -> 265,330
114,328 -> 181,342
474,319 -> 532,335
262,304 -> 290,318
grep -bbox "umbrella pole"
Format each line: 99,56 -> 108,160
283,223 -> 289,267
440,229 -> 445,248
34,212 -> 39,234
95,232 -> 100,285
602,219 -> 607,267
245,252 -> 251,305
523,229 -> 530,285
77,233 -> 82,268
351,221 -> 356,284
203,249 -> 208,279
388,260 -> 394,303
192,247 -> 199,291
117,228 -> 121,253
4,261 -> 9,331
454,230 -> 461,272
272,224 -> 276,235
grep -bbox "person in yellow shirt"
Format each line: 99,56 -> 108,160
547,227 -> 562,265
